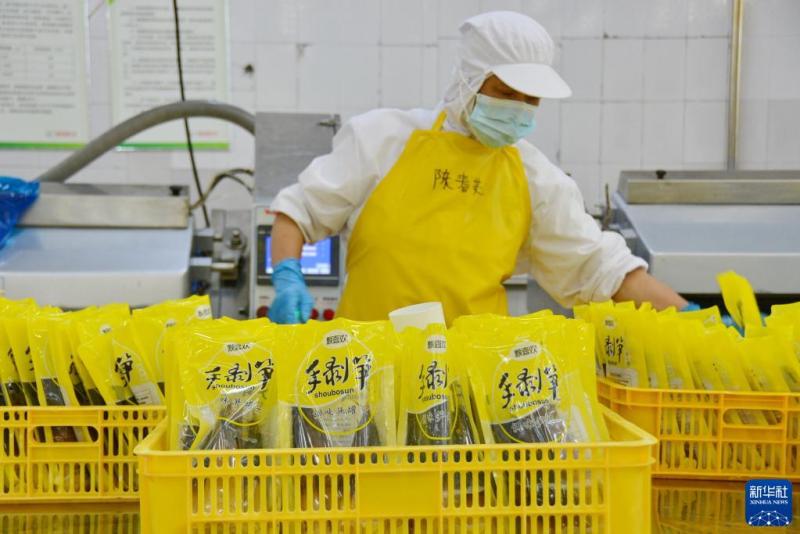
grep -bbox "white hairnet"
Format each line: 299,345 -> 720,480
440,11 -> 566,133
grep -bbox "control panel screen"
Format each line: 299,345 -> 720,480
256,224 -> 339,286
264,237 -> 333,276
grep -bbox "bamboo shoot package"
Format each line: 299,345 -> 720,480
397,324 -> 479,446
132,295 -> 213,393
0,299 -> 37,407
458,316 -> 608,445
286,318 -> 397,448
591,304 -> 649,388
173,320 -> 282,451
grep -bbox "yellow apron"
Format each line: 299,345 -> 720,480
337,112 -> 532,325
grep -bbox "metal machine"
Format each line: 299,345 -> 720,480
249,112 -> 341,320
612,170 -> 800,305
0,101 -> 252,311
0,183 -> 193,308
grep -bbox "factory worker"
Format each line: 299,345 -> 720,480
268,11 -> 688,325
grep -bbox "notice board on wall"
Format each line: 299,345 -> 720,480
0,0 -> 89,149
109,0 -> 229,150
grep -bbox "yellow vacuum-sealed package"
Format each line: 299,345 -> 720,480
165,324 -> 192,450
5,305 -> 62,405
464,316 -> 608,444
765,314 -> 800,359
718,271 -> 762,329
656,317 -> 697,390
28,315 -> 88,443
63,312 -> 105,406
129,316 -> 167,393
177,320 -> 282,450
110,323 -> 163,405
74,303 -> 130,344
678,305 -> 723,327
72,304 -> 136,405
0,319 -> 28,406
134,294 -> 212,325
133,294 -> 213,392
5,315 -> 37,405
78,333 -> 137,406
736,335 -> 792,393
286,318 -> 397,448
745,325 -> 800,392
397,324 -> 479,446
593,305 -> 649,388
639,310 -> 669,389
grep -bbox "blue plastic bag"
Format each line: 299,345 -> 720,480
0,176 -> 39,249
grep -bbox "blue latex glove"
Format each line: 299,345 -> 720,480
268,258 -> 314,324
681,302 -> 701,312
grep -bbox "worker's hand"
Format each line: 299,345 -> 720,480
268,258 -> 314,324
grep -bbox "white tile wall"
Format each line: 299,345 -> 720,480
602,39 -> 644,100
684,101 -> 727,165
603,0 -> 648,38
254,0 -> 298,43
561,102 -> 601,164
642,102 -> 685,166
768,35 -> 800,100
643,39 -> 686,101
738,99 -> 768,166
561,163 -> 602,210
479,0 -> 523,13
645,0 -> 688,37
421,47 -> 439,106
228,0 -> 256,42
296,0 -> 380,45
436,39 -> 459,97
743,0 -> 772,38
1,0 -> 798,214
766,100 -> 800,164
381,0 -> 437,45
685,38 -> 730,100
522,0 -> 562,40
526,100 -> 560,163
230,40 -> 257,92
560,39 -> 603,100
769,0 -> 800,37
561,0 -> 603,38
437,0 -> 481,38
688,0 -> 732,37
297,45 -> 380,111
380,47 -> 424,108
601,102 -> 643,164
255,44 -> 297,110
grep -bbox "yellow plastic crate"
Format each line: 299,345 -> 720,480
652,479 -> 800,533
136,407 -> 655,534
597,378 -> 800,480
0,406 -> 165,502
0,502 -> 139,533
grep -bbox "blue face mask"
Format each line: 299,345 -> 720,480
466,94 -> 538,148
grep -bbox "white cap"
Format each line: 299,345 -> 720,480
458,12 -> 571,99
388,302 -> 445,332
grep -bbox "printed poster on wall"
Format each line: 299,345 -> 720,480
0,0 -> 89,149
109,0 -> 229,150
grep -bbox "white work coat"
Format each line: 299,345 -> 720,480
271,105 -> 647,308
